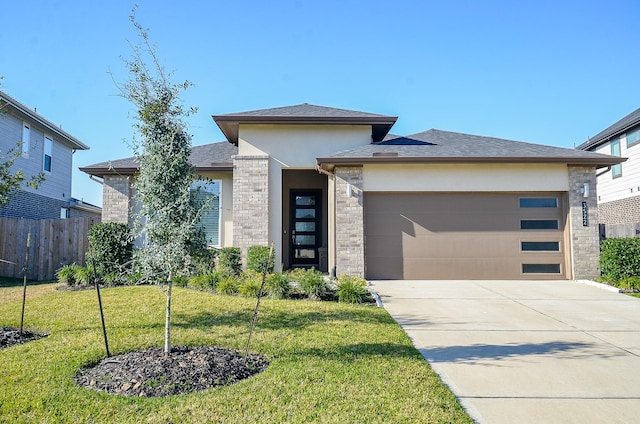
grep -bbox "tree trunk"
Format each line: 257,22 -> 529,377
164,277 -> 172,354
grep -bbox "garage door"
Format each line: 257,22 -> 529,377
364,192 -> 567,280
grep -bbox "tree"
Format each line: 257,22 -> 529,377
115,11 -> 203,354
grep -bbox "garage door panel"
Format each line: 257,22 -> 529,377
364,192 -> 566,280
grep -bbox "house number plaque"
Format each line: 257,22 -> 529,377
582,202 -> 588,227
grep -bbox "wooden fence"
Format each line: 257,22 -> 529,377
0,217 -> 99,281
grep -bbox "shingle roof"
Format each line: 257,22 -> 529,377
0,90 -> 89,150
79,142 -> 237,176
317,129 -> 623,168
212,103 -> 397,144
577,107 -> 640,150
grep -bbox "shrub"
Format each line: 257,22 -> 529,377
87,223 -> 133,276
172,275 -> 189,287
188,272 -> 222,290
246,246 -> 274,274
600,238 -> 640,282
217,276 -> 241,295
288,268 -> 327,300
336,275 -> 370,304
239,278 -> 262,298
218,247 -> 242,275
617,276 -> 640,291
75,266 -> 94,287
191,248 -> 217,275
56,264 -> 81,286
265,272 -> 290,299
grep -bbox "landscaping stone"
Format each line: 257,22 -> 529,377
0,327 -> 48,349
75,346 -> 268,397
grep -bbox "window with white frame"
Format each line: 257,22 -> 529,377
627,128 -> 640,148
22,123 -> 30,157
611,138 -> 622,178
191,179 -> 221,247
43,136 -> 53,172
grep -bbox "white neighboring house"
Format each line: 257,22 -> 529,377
577,108 -> 639,228
0,91 -> 99,219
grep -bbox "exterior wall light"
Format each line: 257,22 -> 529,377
583,182 -> 589,198
346,183 -> 353,197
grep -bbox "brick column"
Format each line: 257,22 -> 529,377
232,155 -> 269,260
334,166 -> 364,277
568,166 -> 600,279
102,175 -> 132,224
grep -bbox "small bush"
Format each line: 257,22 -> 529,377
191,248 -> 217,275
246,246 -> 274,274
87,223 -> 133,276
57,264 -> 81,286
217,276 -> 240,295
600,238 -> 640,282
617,276 -> 640,291
189,272 -> 222,290
218,247 -> 242,275
239,278 -> 262,298
266,272 -> 290,299
289,268 -> 327,300
75,266 -> 94,287
336,275 -> 370,304
172,275 -> 189,287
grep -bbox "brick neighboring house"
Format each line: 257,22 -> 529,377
0,91 -> 100,220
577,108 -> 639,229
81,103 -> 622,280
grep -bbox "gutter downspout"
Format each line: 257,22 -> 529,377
596,166 -> 612,178
315,163 -> 337,278
89,175 -> 104,185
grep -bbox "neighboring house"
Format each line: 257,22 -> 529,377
0,91 -> 95,220
577,108 -> 640,228
81,104 -> 622,280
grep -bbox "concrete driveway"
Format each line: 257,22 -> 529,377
370,280 -> 640,424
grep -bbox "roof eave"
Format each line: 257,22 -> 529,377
316,155 -> 626,169
79,163 -> 234,177
212,115 -> 397,145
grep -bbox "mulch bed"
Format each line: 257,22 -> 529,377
75,346 -> 269,397
0,327 -> 48,349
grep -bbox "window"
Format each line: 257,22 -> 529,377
522,264 -> 561,274
22,123 -> 30,157
627,129 -> 640,148
521,241 -> 560,251
519,198 -> 558,208
611,138 -> 622,178
43,136 -> 53,172
191,180 -> 221,247
520,220 -> 559,230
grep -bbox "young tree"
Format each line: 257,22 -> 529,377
116,11 -> 203,354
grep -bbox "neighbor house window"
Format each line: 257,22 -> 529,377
43,136 -> 53,172
611,138 -> 622,178
22,123 -> 30,157
191,179 -> 221,247
627,128 -> 640,148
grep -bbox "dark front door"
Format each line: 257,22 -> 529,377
290,190 -> 321,268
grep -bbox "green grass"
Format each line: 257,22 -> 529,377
0,283 -> 472,423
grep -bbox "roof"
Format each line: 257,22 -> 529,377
0,91 -> 89,150
577,107 -> 640,150
316,129 -> 624,169
79,142 -> 237,176
212,103 -> 397,145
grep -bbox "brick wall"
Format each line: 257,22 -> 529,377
598,195 -> 640,224
232,156 -> 269,259
0,190 -> 68,219
102,175 -> 132,224
334,166 -> 364,277
568,166 -> 600,279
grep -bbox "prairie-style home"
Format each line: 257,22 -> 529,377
82,104 -> 622,280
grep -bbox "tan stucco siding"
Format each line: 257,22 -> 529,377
363,163 -> 570,192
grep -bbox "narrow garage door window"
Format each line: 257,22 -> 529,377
522,264 -> 561,274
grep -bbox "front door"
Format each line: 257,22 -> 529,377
290,190 -> 321,268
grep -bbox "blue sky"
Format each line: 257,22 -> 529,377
2,0 -> 639,207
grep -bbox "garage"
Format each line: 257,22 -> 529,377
364,192 -> 568,280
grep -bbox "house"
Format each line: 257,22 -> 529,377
577,108 -> 640,232
81,104 -> 622,280
0,91 -> 97,220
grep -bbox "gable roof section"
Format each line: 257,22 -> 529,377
0,90 -> 89,150
79,142 -> 237,176
212,103 -> 397,145
317,129 -> 624,169
577,107 -> 640,150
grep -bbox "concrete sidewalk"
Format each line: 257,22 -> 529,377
370,280 -> 640,424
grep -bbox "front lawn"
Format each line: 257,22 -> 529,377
0,283 -> 471,423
